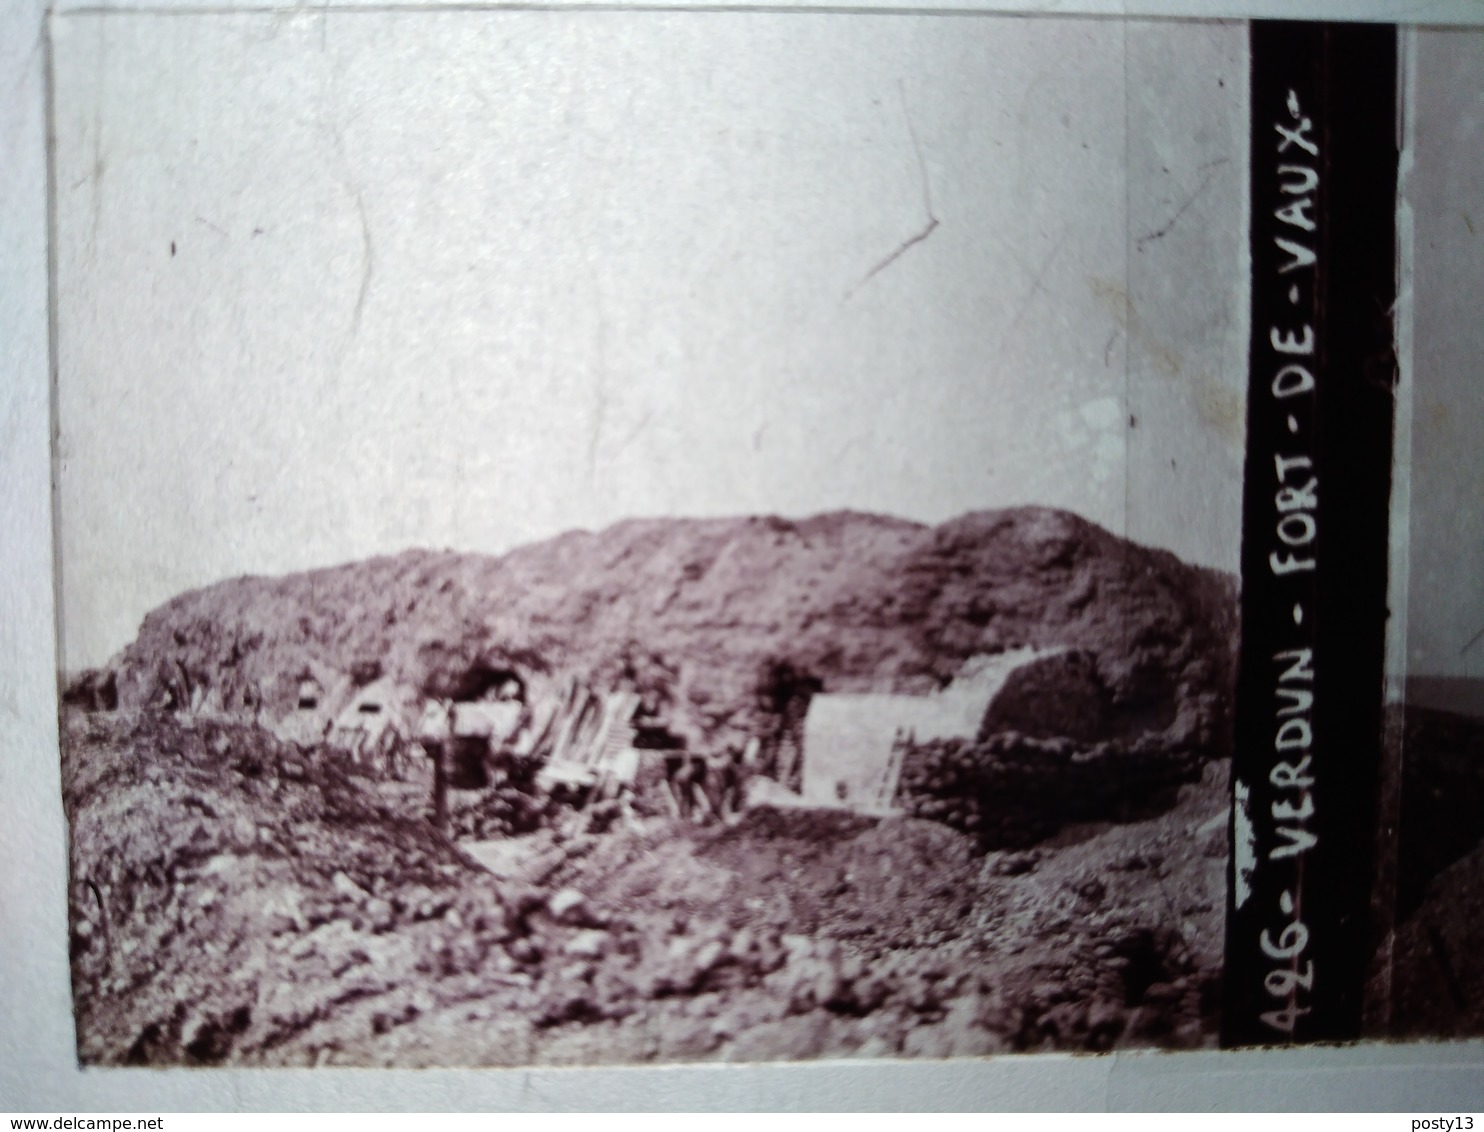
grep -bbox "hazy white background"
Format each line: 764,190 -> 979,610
52,12 -> 1248,671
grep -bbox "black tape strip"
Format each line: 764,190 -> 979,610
1223,20 -> 1399,1047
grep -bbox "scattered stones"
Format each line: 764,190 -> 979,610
62,708 -> 1226,1067
288,937 -> 317,960
547,888 -> 587,926
563,930 -> 609,959
365,899 -> 396,932
986,851 -> 1041,877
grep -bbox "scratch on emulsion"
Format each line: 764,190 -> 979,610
845,82 -> 940,301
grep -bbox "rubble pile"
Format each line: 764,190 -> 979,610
63,711 -> 508,1065
445,783 -> 553,841
64,709 -> 1227,1065
61,500 -> 1241,1066
897,732 -> 1205,850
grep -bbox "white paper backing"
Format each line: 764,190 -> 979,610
4,0 -> 1483,1112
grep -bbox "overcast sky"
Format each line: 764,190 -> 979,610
52,12 -> 1250,670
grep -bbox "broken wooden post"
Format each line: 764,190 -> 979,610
431,741 -> 449,834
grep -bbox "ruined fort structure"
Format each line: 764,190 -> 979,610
799,648 -> 1104,813
71,508 -> 1237,836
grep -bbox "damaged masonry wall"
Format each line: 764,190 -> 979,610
799,648 -> 1102,813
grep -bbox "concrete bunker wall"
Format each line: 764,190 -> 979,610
798,647 -> 1108,815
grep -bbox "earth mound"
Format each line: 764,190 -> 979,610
97,506 -> 1238,759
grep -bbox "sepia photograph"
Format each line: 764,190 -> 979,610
50,10 -> 1250,1066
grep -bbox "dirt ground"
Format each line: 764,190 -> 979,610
63,708 -> 1228,1067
